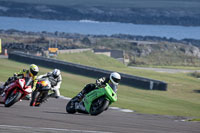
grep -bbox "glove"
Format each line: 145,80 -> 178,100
96,77 -> 105,86
13,73 -> 17,77
13,73 -> 18,80
96,79 -> 101,86
96,82 -> 100,87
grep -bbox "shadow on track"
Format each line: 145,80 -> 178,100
43,111 -> 89,116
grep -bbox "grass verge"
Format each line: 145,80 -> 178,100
188,118 -> 200,122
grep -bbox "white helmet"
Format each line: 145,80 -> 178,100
52,69 -> 61,78
110,72 -> 121,85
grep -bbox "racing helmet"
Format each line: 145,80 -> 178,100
30,64 -> 39,76
52,69 -> 61,78
110,72 -> 121,85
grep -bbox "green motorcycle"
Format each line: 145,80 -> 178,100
66,83 -> 117,116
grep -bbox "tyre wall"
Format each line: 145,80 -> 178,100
9,51 -> 167,91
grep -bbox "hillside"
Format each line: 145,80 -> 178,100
57,51 -> 126,68
0,0 -> 200,26
1,30 -> 200,67
93,38 -> 200,66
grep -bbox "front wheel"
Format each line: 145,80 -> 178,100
30,91 -> 40,106
66,98 -> 77,114
90,97 -> 110,116
4,91 -> 22,107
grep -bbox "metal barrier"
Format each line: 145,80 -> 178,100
8,51 -> 167,91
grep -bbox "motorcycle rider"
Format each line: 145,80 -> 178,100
72,72 -> 121,110
37,69 -> 62,99
0,64 -> 39,100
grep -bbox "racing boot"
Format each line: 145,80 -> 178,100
72,91 -> 84,103
48,91 -> 59,99
0,88 -> 4,95
1,92 -> 5,97
0,83 -> 7,95
48,92 -> 55,98
35,102 -> 41,107
73,84 -> 93,101
72,84 -> 94,103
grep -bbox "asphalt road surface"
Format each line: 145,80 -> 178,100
0,98 -> 199,133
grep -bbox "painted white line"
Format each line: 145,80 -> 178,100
0,125 -> 113,133
60,96 -> 134,113
119,109 -> 134,113
59,95 -> 71,100
109,107 -> 134,113
109,107 -> 120,110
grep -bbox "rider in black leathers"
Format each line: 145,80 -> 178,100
73,72 -> 121,102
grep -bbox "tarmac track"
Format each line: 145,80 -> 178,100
0,98 -> 199,133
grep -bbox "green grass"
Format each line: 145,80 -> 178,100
188,118 -> 200,122
0,58 -> 200,117
131,51 -> 200,67
3,0 -> 200,8
56,51 -> 126,69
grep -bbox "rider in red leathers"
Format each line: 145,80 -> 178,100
0,64 -> 39,100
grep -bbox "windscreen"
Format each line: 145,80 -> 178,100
108,82 -> 117,93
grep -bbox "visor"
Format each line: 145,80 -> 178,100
112,76 -> 121,83
30,69 -> 38,76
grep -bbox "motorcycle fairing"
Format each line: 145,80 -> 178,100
4,79 -> 31,102
83,83 -> 117,113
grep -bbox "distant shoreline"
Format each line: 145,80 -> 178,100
1,28 -> 200,49
1,16 -> 200,40
0,1 -> 200,27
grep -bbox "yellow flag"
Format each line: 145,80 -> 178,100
0,38 -> 1,54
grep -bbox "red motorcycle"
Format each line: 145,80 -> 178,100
1,77 -> 32,107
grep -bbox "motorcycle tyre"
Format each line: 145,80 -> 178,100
4,91 -> 22,107
90,99 -> 110,116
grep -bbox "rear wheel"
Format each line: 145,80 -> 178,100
90,97 -> 110,116
4,91 -> 22,107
